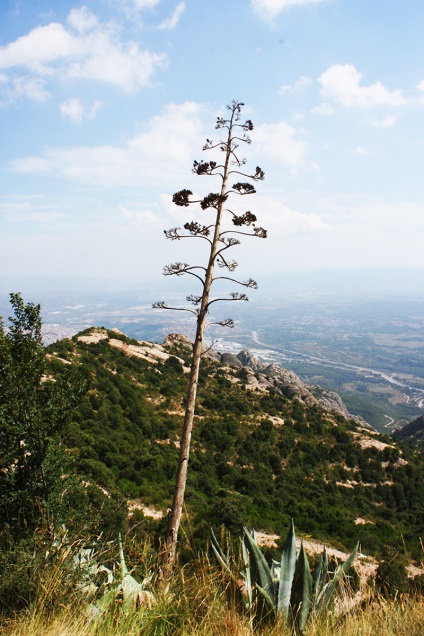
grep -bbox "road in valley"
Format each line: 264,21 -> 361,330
249,331 -> 424,407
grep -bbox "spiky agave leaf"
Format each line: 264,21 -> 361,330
316,542 -> 359,611
290,541 -> 313,633
94,537 -> 154,614
277,519 -> 297,615
312,547 -> 329,606
119,572 -> 154,612
241,535 -> 253,608
210,528 -> 234,578
243,528 -> 277,607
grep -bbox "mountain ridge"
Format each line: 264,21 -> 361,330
46,326 -> 424,562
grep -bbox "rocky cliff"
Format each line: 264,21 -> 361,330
165,334 -> 370,427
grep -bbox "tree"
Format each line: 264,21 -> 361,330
0,293 -> 85,543
153,101 -> 267,570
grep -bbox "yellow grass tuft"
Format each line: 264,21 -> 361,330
1,551 -> 423,636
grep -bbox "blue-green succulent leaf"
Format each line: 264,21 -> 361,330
277,519 -> 297,615
290,541 -> 313,633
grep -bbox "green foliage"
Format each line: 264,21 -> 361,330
0,294 -> 86,544
35,324 -> 424,560
0,538 -> 41,613
376,557 -> 409,599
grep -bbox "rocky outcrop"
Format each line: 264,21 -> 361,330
221,352 -> 243,368
163,333 -> 220,361
163,333 -> 370,425
230,347 -> 367,424
237,350 -> 264,371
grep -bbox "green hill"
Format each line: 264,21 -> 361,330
44,326 -> 424,562
394,414 -> 424,450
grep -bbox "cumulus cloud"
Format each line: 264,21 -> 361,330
279,76 -> 312,94
10,108 -> 308,188
368,114 -> 397,128
124,0 -> 160,9
67,6 -> 99,33
318,64 -> 406,108
59,97 -> 102,123
159,2 -> 186,29
251,0 -> 324,21
0,73 -> 49,104
118,204 -> 159,227
254,194 -> 331,235
108,0 -> 160,24
0,7 -> 167,93
254,120 -> 308,167
311,102 -> 334,115
11,101 -> 207,187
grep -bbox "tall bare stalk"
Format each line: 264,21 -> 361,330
154,101 -> 266,571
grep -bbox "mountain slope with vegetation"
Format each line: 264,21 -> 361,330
46,327 -> 424,562
394,414 -> 424,450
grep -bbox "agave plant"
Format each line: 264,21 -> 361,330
93,535 -> 154,614
56,532 -> 154,614
211,521 -> 358,633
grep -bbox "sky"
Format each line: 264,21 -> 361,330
1,0 -> 424,290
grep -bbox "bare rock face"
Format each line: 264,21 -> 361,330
237,350 -> 263,371
162,334 -> 368,426
220,352 -> 243,368
163,333 -> 220,361
309,385 -> 350,419
163,333 -> 192,348
232,347 -> 367,425
262,364 -> 306,387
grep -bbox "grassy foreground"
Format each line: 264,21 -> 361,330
1,555 -> 423,636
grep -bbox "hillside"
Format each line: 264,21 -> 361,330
394,414 -> 424,450
47,327 -> 424,561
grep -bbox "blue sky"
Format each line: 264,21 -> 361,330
1,0 -> 423,287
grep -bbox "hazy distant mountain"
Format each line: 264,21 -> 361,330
2,268 -> 424,296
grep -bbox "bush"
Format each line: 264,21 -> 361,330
376,557 -> 409,598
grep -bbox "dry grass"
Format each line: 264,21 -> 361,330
1,553 -> 423,636
2,597 -> 424,636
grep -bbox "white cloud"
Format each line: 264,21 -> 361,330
118,204 -> 159,227
311,102 -> 334,115
0,73 -> 49,104
254,121 -> 308,167
0,9 -> 167,93
353,146 -> 373,156
9,108 -> 307,189
0,196 -> 70,223
252,0 -> 325,21
279,75 -> 311,94
254,194 -> 331,235
0,23 -> 75,74
67,7 -> 99,33
417,79 -> 424,92
368,114 -> 397,128
109,0 -> 161,23
318,64 -> 406,108
11,101 -> 208,187
127,0 -> 160,9
59,97 -> 102,123
159,2 -> 186,29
